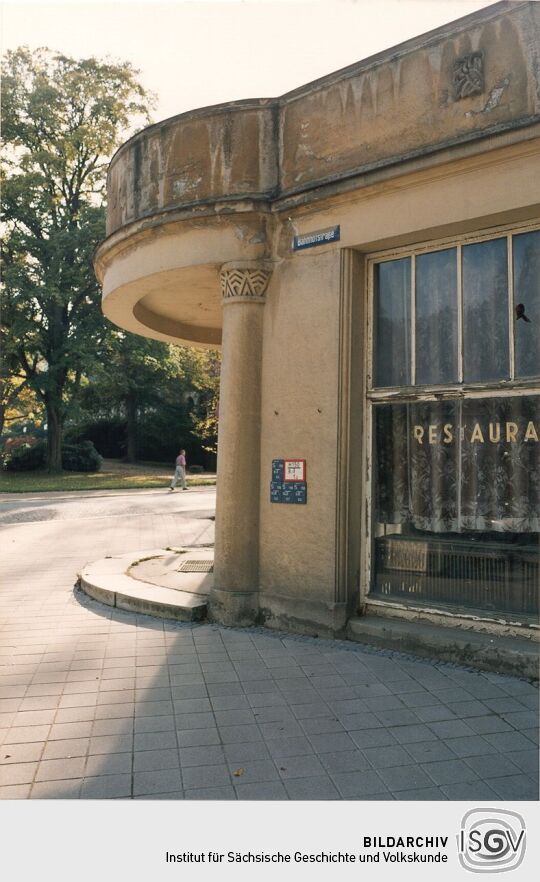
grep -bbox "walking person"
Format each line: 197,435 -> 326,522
169,449 -> 188,491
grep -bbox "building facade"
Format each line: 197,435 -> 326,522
95,1 -> 539,653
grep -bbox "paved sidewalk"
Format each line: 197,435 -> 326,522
0,489 -> 538,800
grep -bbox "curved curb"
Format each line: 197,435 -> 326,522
79,548 -> 209,622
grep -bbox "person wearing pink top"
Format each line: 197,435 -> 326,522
169,449 -> 187,491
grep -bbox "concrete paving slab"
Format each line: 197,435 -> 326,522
0,487 -> 537,801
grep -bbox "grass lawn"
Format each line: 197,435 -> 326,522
0,459 -> 216,493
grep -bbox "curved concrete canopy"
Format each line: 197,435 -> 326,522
97,209 -> 270,346
94,0 -> 540,347
103,264 -> 222,348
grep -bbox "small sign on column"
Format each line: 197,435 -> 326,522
284,459 -> 306,482
270,459 -> 307,504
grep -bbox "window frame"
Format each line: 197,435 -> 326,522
366,220 -> 540,401
362,220 -> 540,616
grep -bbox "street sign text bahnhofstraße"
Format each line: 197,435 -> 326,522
293,226 -> 340,251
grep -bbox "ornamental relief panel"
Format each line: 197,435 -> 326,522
453,51 -> 485,100
220,267 -> 271,302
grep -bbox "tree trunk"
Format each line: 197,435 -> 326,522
126,391 -> 138,463
45,398 -> 63,473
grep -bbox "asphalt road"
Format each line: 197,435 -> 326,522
0,487 -> 216,526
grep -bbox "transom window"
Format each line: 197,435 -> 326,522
372,228 -> 540,389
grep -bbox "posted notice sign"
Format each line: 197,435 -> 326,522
283,459 -> 306,482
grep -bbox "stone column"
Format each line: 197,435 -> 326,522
210,261 -> 272,626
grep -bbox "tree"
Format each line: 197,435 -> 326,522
72,332 -> 221,466
0,372 -> 42,438
188,349 -> 220,456
1,47 -> 153,471
76,333 -> 192,463
0,327 -> 38,436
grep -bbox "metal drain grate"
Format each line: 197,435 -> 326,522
177,560 -> 214,573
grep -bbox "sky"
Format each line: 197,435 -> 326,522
2,0 -> 500,129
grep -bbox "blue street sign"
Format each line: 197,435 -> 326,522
293,225 -> 340,251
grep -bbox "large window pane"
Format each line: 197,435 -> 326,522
463,238 -> 509,382
514,230 -> 540,378
374,258 -> 411,387
415,248 -> 458,384
371,396 -> 539,615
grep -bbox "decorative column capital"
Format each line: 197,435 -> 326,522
220,260 -> 273,305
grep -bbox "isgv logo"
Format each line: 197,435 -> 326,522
458,809 -> 526,873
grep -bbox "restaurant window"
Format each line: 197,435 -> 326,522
368,227 -> 539,618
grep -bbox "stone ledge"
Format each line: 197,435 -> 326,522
79,549 -> 210,622
347,615 -> 539,681
101,2 -> 539,238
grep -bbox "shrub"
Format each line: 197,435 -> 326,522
3,441 -> 45,471
64,418 -> 126,459
3,440 -> 102,472
61,441 -> 102,472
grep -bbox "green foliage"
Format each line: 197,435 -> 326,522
3,441 -> 45,471
61,441 -> 102,472
188,350 -> 220,456
1,46 -> 219,472
73,333 -> 220,467
1,47 -> 154,471
64,417 -> 126,459
3,438 -> 102,472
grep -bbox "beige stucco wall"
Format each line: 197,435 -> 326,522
277,139 -> 540,258
106,103 -> 277,235
250,141 -> 539,631
95,1 -> 540,353
95,144 -> 540,635
95,0 -> 540,635
102,0 -> 539,234
258,251 -> 341,625
278,3 -> 538,196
